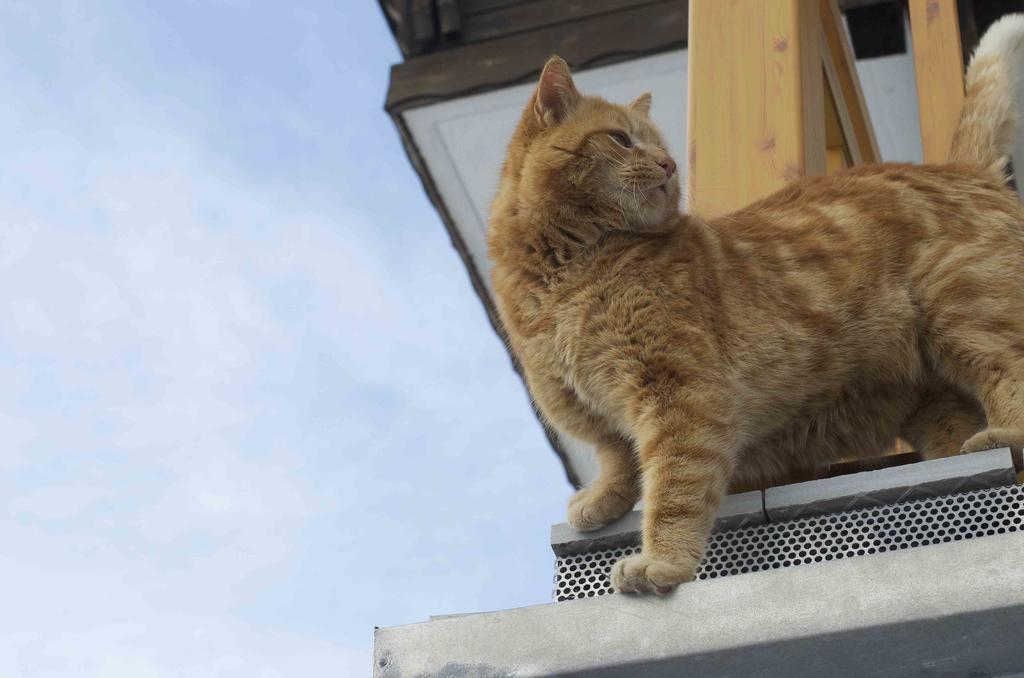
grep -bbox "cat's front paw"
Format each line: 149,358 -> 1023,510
960,427 -> 1024,454
567,486 -> 634,532
610,553 -> 696,595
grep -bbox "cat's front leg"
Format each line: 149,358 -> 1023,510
611,396 -> 735,594
525,370 -> 641,531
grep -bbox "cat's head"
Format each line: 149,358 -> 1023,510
498,56 -> 681,234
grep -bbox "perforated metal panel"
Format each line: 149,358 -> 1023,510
553,483 -> 1024,601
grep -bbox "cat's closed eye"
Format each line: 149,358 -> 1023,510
607,131 -> 633,148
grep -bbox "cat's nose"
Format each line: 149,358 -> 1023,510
659,157 -> 676,179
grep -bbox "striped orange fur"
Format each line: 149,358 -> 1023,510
488,15 -> 1024,594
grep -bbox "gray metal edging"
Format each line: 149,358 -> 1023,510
764,447 -> 1015,522
550,490 -> 764,556
551,448 -> 1016,556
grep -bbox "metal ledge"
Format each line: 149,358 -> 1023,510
554,483 -> 1024,599
765,447 -> 1016,522
549,490 -> 764,557
374,530 -> 1024,677
549,448 -> 1015,556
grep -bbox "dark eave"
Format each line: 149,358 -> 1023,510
385,0 -> 687,114
379,0 -> 664,60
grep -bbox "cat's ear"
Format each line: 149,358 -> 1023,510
629,92 -> 653,117
534,56 -> 580,127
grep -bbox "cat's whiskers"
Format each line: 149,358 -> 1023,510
613,184 -> 635,226
614,186 -> 631,224
637,186 -> 652,207
628,177 -> 643,212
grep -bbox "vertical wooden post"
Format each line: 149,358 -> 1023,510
687,0 -> 826,219
825,80 -> 851,173
820,0 -> 880,165
908,0 -> 965,163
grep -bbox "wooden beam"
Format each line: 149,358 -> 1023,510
687,0 -> 826,219
436,0 -> 462,36
386,1 -> 688,112
825,76 -> 852,173
908,0 -> 965,163
820,0 -> 880,163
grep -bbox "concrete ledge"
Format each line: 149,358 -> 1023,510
764,447 -> 1015,522
374,530 -> 1024,677
549,490 -> 764,556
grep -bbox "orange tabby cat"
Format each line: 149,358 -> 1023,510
488,15 -> 1024,594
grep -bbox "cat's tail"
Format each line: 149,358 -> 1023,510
950,14 -> 1024,171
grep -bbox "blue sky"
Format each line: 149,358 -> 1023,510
0,2 -> 569,675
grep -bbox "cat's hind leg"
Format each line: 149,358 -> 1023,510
899,384 -> 985,459
920,267 -> 1024,458
936,348 -> 1024,456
